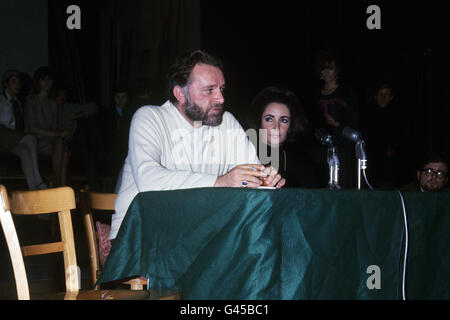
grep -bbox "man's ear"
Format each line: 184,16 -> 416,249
416,170 -> 421,182
173,86 -> 186,105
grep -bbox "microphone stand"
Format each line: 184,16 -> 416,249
315,129 -> 341,190
342,126 -> 373,190
355,140 -> 367,190
327,144 -> 341,190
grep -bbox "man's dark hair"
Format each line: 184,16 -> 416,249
166,50 -> 223,104
418,151 -> 448,170
374,81 -> 395,97
249,86 -> 309,143
1,70 -> 21,88
114,83 -> 129,95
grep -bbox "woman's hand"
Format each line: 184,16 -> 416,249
261,166 -> 286,189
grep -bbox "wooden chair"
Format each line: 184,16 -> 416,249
80,191 -> 148,290
0,185 -> 181,300
0,185 -> 30,300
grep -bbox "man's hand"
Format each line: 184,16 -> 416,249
214,164 -> 286,189
214,164 -> 268,188
59,131 -> 73,139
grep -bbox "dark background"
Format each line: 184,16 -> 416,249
200,1 -> 450,164
3,0 -> 450,184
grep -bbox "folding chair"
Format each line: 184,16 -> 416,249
80,191 -> 148,290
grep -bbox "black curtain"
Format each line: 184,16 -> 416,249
48,0 -> 101,104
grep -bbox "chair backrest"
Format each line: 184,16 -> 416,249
81,191 -> 148,290
80,191 -> 117,288
0,185 -> 30,300
9,186 -> 79,293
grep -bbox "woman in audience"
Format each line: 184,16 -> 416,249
311,49 -> 359,189
248,86 -> 320,188
24,67 -> 70,187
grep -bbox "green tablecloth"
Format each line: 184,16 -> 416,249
97,188 -> 450,299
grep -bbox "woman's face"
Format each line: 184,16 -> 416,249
320,61 -> 338,83
260,102 -> 291,147
39,76 -> 53,92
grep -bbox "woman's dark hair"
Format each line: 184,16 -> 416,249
166,50 -> 223,104
250,86 -> 308,143
31,66 -> 54,95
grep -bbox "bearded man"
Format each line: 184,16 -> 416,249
111,50 -> 285,239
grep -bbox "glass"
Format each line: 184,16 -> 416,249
421,168 -> 447,179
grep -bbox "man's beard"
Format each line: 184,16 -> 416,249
184,101 -> 224,126
423,180 -> 439,192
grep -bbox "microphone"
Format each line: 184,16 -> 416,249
315,128 -> 340,189
342,127 -> 366,161
342,127 -> 374,190
315,128 -> 334,146
342,127 -> 361,143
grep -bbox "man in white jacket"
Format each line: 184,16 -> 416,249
111,50 -> 285,239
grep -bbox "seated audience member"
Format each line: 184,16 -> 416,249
129,79 -> 155,108
401,152 -> 449,192
24,67 -> 70,187
55,87 -> 99,136
55,87 -> 102,191
100,86 -> 134,186
110,50 -> 285,240
0,70 -> 47,190
248,86 -> 321,188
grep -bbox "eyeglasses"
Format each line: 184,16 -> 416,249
420,168 -> 447,179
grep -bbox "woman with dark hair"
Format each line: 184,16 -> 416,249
249,86 -> 320,188
311,50 -> 359,189
24,67 -> 71,187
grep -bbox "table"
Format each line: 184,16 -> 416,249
97,188 -> 450,299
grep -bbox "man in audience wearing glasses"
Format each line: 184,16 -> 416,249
402,152 -> 449,192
